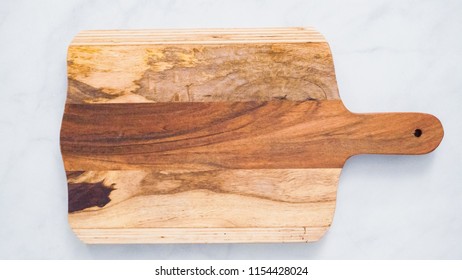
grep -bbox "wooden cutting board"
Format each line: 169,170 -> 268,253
61,27 -> 443,243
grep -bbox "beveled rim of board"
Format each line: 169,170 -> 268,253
70,27 -> 327,45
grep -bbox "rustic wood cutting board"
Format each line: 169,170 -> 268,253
61,27 -> 443,243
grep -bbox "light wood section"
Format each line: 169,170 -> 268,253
67,34 -> 338,103
68,169 -> 340,225
67,169 -> 340,243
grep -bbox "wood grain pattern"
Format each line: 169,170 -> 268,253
62,28 -> 444,244
67,169 -> 339,232
67,29 -> 338,103
61,101 -> 443,171
67,169 -> 340,243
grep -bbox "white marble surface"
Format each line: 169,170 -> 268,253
0,0 -> 461,259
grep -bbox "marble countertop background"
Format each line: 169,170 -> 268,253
0,0 -> 461,259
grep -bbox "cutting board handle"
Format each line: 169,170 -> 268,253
348,111 -> 444,156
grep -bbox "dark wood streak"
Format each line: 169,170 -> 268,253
68,180 -> 115,213
60,100 -> 443,171
67,78 -> 121,103
66,171 -> 85,179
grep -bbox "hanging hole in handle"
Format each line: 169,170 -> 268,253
414,129 -> 422,137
